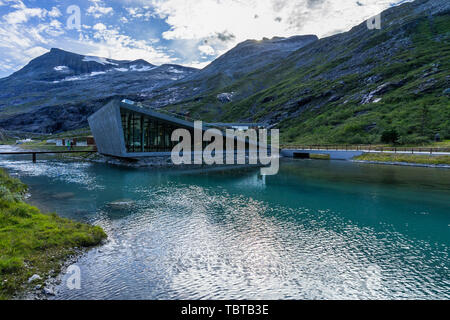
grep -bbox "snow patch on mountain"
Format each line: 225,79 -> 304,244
130,65 -> 154,72
54,66 -> 69,72
82,56 -> 119,66
53,71 -> 108,83
168,67 -> 184,74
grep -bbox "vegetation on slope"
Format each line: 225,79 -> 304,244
354,153 -> 450,165
0,169 -> 106,299
159,1 -> 450,146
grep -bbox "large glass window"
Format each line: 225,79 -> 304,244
121,108 -> 193,153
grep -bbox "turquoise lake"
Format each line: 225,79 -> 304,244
0,151 -> 449,299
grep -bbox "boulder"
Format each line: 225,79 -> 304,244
217,93 -> 234,103
28,274 -> 41,283
43,287 -> 56,296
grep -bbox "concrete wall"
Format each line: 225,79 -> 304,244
281,149 -> 364,160
88,100 -> 126,157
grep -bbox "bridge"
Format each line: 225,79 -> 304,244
0,150 -> 97,163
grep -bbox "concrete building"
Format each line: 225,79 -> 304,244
88,99 -> 259,158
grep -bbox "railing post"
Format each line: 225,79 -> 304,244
32,153 -> 36,163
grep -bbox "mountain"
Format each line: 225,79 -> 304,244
9,48 -> 156,82
188,35 -> 318,88
0,0 -> 449,144
148,0 -> 449,145
0,35 -> 319,134
0,48 -> 198,133
144,35 -> 319,109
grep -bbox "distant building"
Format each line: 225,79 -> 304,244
15,138 -> 33,144
46,137 -> 95,147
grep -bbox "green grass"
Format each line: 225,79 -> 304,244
353,153 -> 450,165
310,153 -> 331,160
0,169 -> 106,299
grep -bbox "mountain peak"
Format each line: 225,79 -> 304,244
193,34 -> 318,82
49,47 -> 67,53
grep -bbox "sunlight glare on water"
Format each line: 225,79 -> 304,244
0,151 -> 448,300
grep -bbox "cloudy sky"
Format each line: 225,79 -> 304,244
0,0 -> 412,78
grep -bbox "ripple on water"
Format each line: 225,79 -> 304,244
1,157 -> 448,300
51,181 -> 449,300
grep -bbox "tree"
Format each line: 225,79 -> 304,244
381,129 -> 399,144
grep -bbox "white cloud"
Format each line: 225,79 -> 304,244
93,23 -> 107,31
125,6 -> 153,21
198,44 -> 215,56
0,0 -> 413,78
23,46 -> 48,59
186,60 -> 211,69
48,6 -> 61,18
87,0 -> 114,18
0,1 -> 68,76
3,4 -> 46,24
75,24 -> 174,65
152,0 -> 396,40
0,1 -> 173,77
144,0 -> 399,60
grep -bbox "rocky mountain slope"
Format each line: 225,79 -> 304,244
143,35 -> 319,108
150,0 -> 449,145
0,0 -> 449,144
0,48 -> 198,133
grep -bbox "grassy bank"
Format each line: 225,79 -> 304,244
353,153 -> 450,165
310,154 -> 331,160
0,169 -> 106,299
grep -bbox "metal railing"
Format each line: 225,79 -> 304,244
281,145 -> 450,154
0,150 -> 97,163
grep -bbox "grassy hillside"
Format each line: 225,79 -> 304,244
159,1 -> 450,145
0,169 -> 106,299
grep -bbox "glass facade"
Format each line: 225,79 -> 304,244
120,108 -> 189,153
119,107 -> 248,155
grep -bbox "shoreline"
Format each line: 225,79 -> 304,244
0,167 -> 107,300
351,160 -> 450,169
15,246 -> 92,300
5,144 -> 450,170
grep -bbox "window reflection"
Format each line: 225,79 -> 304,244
121,108 -> 192,153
